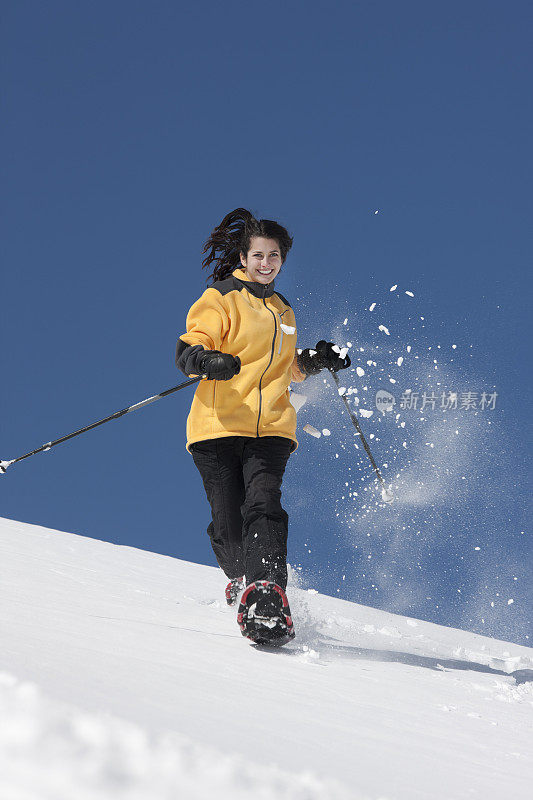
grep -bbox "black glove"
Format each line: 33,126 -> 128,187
297,340 -> 351,376
199,350 -> 241,380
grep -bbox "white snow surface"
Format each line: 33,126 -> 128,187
1,516 -> 532,800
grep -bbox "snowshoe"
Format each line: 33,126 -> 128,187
237,581 -> 295,646
225,576 -> 245,606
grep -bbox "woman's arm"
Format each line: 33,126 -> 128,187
290,351 -> 307,383
176,288 -> 230,377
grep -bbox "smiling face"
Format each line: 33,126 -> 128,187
240,236 -> 283,284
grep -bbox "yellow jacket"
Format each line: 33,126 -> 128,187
176,267 -> 307,454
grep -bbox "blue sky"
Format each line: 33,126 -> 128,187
2,1 -> 531,644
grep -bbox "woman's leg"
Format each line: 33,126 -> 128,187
239,436 -> 293,590
190,437 -> 245,579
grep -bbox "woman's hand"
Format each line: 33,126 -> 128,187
199,350 -> 241,380
297,340 -> 351,375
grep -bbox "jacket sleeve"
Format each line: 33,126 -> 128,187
175,288 -> 231,377
290,350 -> 307,383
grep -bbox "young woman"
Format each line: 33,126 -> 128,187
176,208 -> 350,645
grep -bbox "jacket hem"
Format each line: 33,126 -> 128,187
186,431 -> 298,455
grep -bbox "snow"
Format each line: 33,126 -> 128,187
378,324 -> 390,336
289,392 -> 307,413
303,423 -> 321,438
356,366 -> 365,377
1,517 -> 532,800
381,487 -> 394,504
280,323 -> 296,335
0,671 -> 338,800
369,303 -> 376,311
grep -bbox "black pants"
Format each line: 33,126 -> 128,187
190,436 -> 293,590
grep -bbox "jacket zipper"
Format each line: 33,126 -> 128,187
256,288 -> 277,437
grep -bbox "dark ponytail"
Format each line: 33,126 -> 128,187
201,208 -> 293,284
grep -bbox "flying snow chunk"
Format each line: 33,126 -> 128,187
381,486 -> 394,504
338,386 -> 347,396
322,429 -> 331,436
374,210 -> 379,215
303,424 -> 321,438
359,409 -> 373,418
356,367 -> 365,377
289,392 -> 307,413
397,357 -> 404,366
369,303 -> 376,312
280,323 -> 296,335
452,344 -> 457,349
390,285 -> 398,292
407,345 -> 412,353
405,290 -> 414,297
379,325 -> 390,336
343,318 -> 348,325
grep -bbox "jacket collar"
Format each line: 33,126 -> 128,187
232,267 -> 276,298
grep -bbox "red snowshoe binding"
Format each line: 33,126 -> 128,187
225,576 -> 245,606
237,581 -> 295,646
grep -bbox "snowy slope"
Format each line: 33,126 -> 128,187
0,517 -> 531,800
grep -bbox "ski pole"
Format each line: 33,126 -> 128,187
0,375 -> 205,475
328,367 -> 394,503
